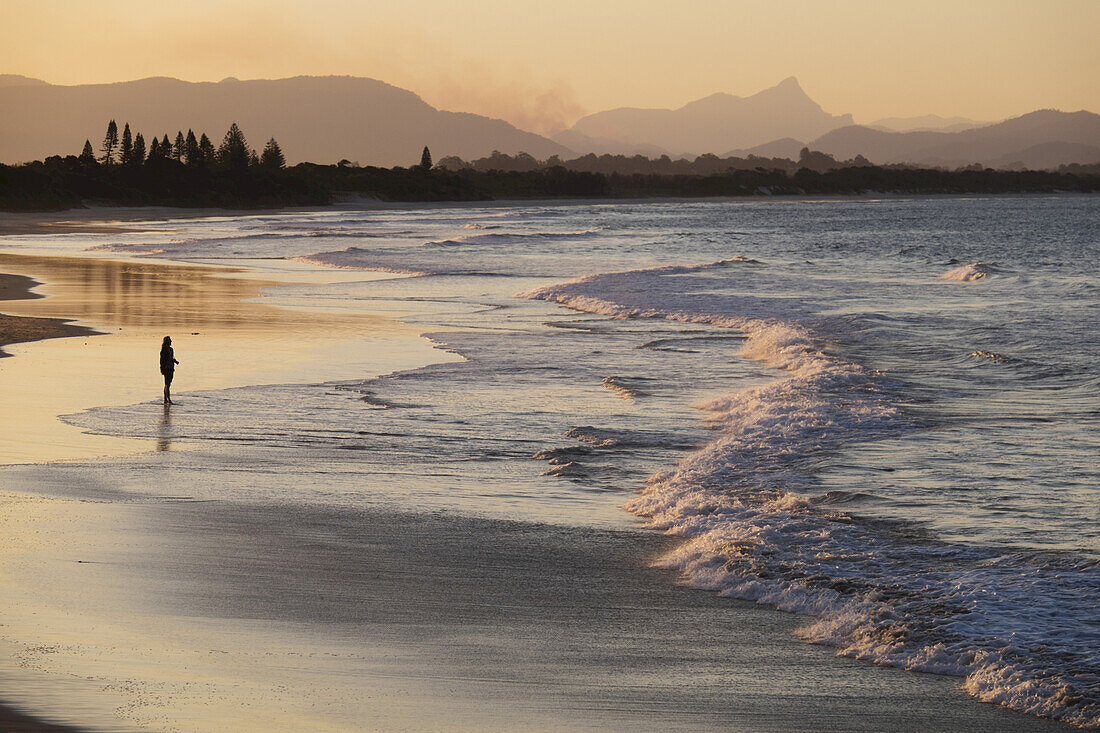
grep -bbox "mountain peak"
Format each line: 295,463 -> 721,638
680,92 -> 740,110
681,78 -> 807,111
0,74 -> 48,88
756,76 -> 809,101
570,77 -> 854,155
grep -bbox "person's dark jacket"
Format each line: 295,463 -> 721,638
160,346 -> 178,374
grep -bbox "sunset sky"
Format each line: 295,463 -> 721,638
4,0 -> 1098,133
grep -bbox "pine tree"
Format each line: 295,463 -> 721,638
260,137 -> 286,169
184,129 -> 199,166
119,123 -> 133,166
419,146 -> 433,171
173,131 -> 185,162
79,139 -> 97,166
218,123 -> 251,171
101,120 -> 119,165
132,133 -> 146,165
148,136 -> 160,161
160,134 -> 172,159
198,133 -> 215,168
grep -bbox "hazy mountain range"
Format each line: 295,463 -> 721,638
552,79 -> 1099,169
555,77 -> 853,156
809,110 -> 1100,169
0,75 -> 569,166
867,114 -> 989,133
1,74 -> 1097,169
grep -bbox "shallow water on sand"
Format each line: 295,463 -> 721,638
1,196 -> 1097,727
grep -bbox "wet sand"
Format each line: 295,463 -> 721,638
0,706 -> 82,733
0,488 -> 1070,732
0,273 -> 42,301
0,273 -> 97,357
0,266 -> 106,732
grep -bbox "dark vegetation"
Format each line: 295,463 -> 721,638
2,122 -> 1098,211
0,120 -> 328,210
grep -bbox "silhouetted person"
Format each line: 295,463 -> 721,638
160,336 -> 179,404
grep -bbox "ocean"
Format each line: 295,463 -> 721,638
4,195 -> 1098,727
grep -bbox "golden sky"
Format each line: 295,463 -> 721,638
4,0 -> 1098,133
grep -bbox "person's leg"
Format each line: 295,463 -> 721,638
164,371 -> 174,404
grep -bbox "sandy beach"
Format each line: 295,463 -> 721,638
0,207 -> 1083,731
0,489 -> 1071,732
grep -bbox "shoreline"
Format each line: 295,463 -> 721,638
0,488 -> 1071,732
0,207 -> 1080,731
0,251 -> 443,464
0,272 -> 98,357
0,265 -> 102,730
0,235 -> 435,728
0,238 -> 451,730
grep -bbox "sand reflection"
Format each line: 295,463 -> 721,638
0,253 -> 362,331
0,253 -> 436,464
156,402 -> 172,452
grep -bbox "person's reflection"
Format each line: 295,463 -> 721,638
156,401 -> 172,451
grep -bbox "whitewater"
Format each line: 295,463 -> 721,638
521,259 -> 1098,727
7,195 -> 1097,727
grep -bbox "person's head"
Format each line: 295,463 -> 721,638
162,336 -> 172,347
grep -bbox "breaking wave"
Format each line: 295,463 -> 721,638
423,228 -> 606,248
521,260 -> 1099,727
602,376 -> 647,400
941,262 -> 996,281
290,250 -> 431,277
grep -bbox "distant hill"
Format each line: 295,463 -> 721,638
987,141 -> 1100,170
555,77 -> 853,156
0,75 -> 571,166
810,110 -> 1100,168
722,137 -> 807,161
867,114 -> 989,133
551,128 -> 669,157
0,74 -> 48,87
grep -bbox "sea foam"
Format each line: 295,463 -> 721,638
941,262 -> 994,281
521,260 -> 1099,728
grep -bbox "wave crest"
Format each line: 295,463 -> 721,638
290,250 -> 430,276
521,259 -> 1098,727
425,228 -> 606,248
941,262 -> 995,281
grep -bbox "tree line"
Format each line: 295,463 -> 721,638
436,147 -> 1100,177
1,123 -> 1098,211
0,126 -> 451,210
84,120 -> 287,171
436,147 -> 874,177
